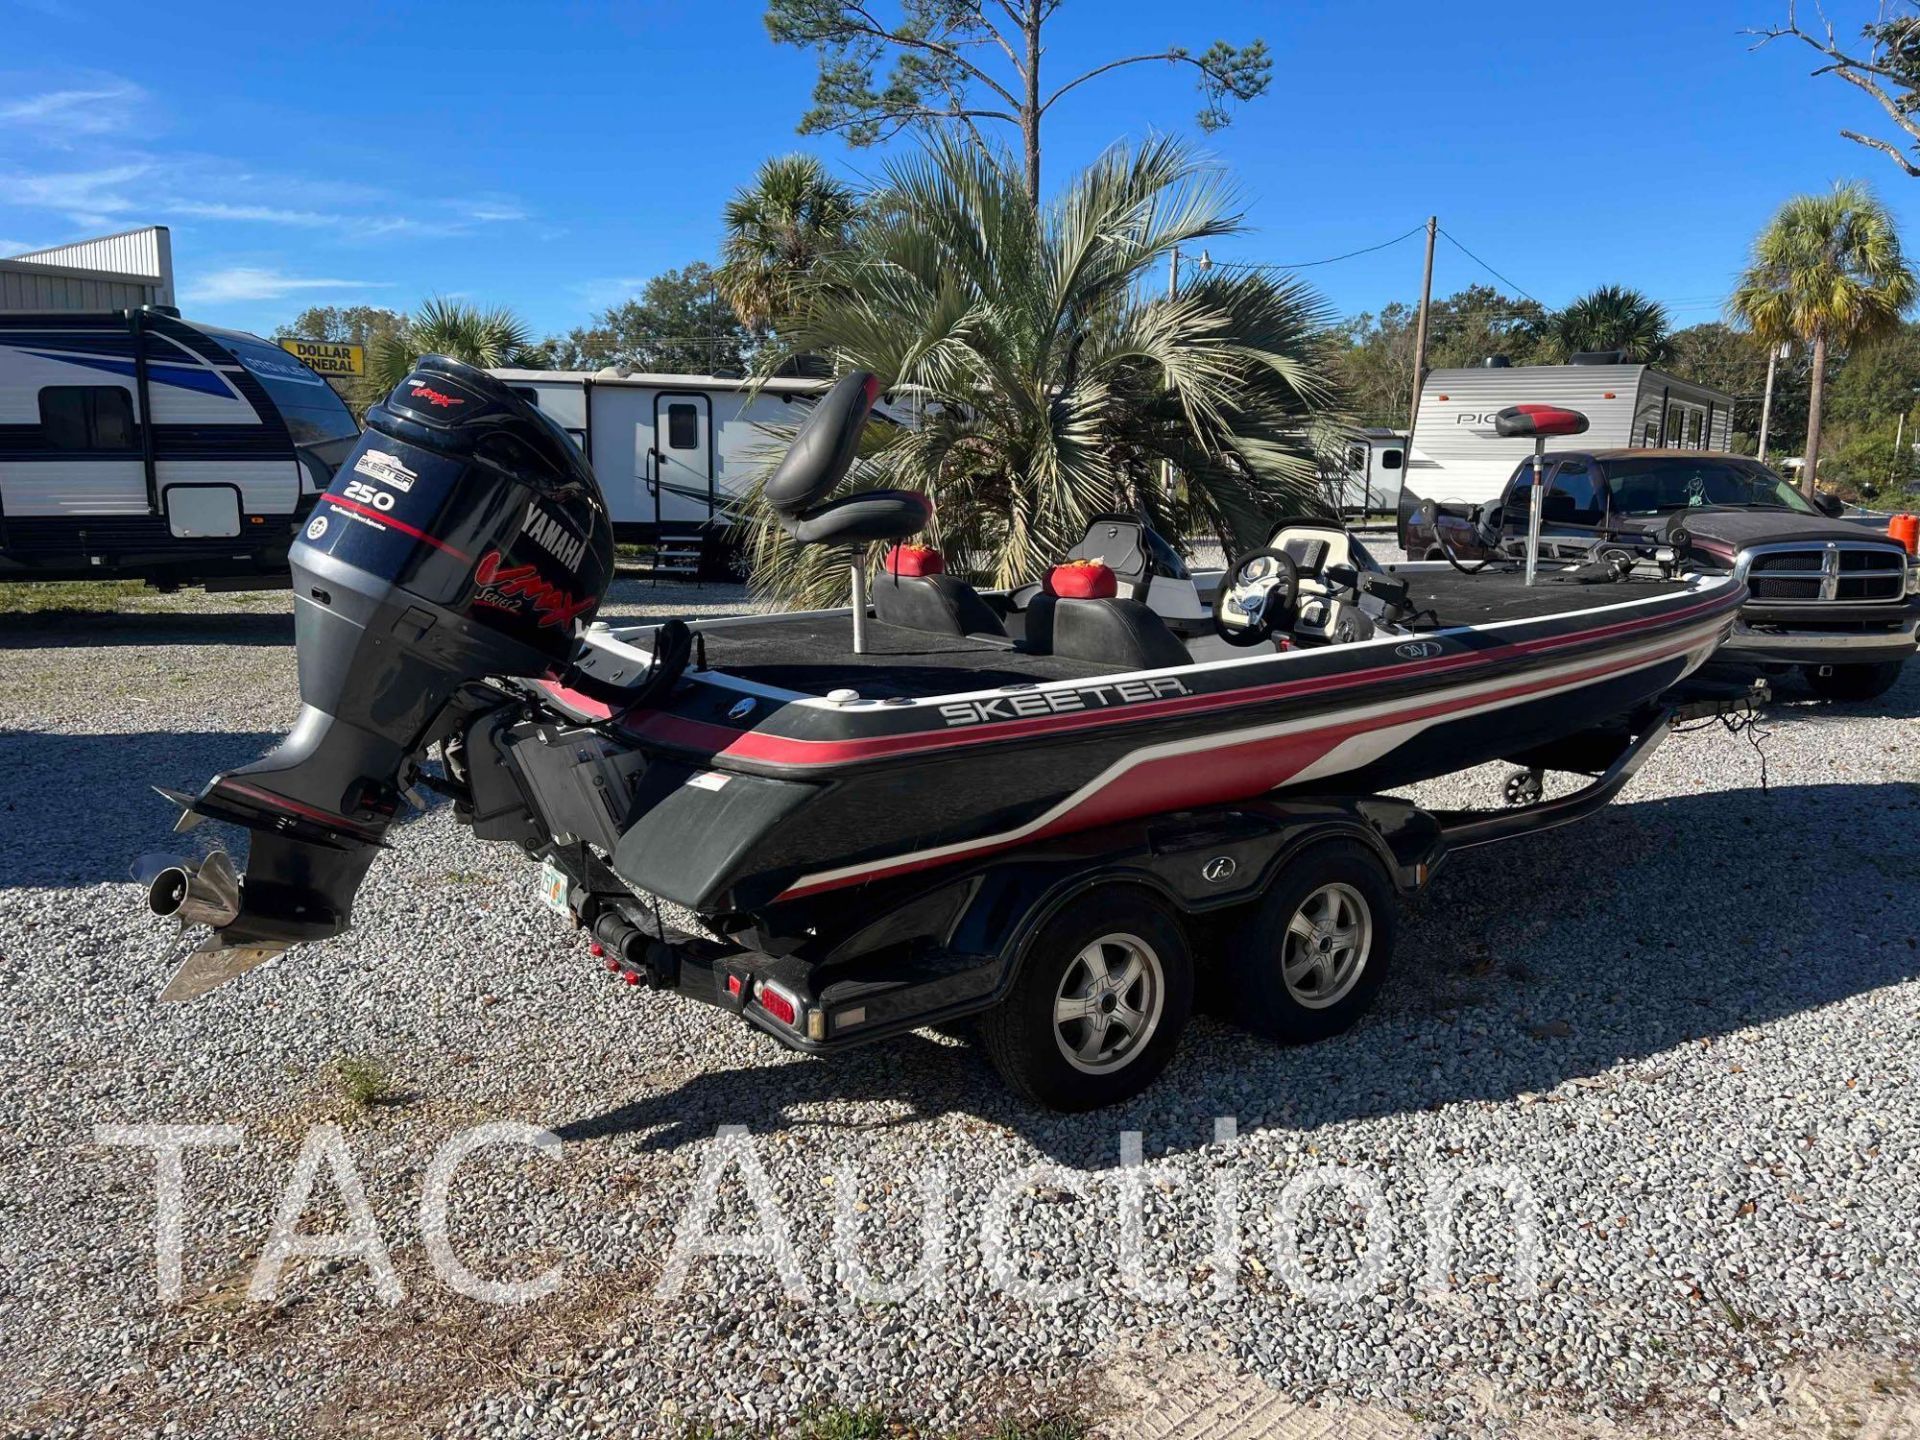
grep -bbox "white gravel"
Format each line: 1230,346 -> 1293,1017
2,580 -> 1917,1439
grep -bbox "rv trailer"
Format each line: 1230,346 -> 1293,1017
489,369 -> 910,574
1326,427 -> 1406,514
1395,358 -> 1733,551
0,308 -> 358,585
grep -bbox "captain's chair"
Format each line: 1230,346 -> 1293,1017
1007,513 -> 1209,628
765,371 -> 931,653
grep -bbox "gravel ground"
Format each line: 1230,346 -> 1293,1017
2,578 -> 1918,1438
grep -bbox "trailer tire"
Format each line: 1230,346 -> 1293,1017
1227,841 -> 1393,1045
1802,660 -> 1904,702
980,890 -> 1192,1111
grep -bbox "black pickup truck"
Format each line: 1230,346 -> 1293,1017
1403,449 -> 1919,700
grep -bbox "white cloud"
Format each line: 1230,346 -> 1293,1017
184,266 -> 395,304
0,73 -> 534,239
573,276 -> 651,310
168,200 -> 342,227
0,78 -> 145,136
2,162 -> 151,227
0,239 -> 37,257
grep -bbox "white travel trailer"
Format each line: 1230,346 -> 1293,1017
488,369 -> 912,570
0,307 -> 358,585
1325,427 -> 1406,514
1394,359 -> 1734,541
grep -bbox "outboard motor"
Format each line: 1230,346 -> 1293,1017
141,356 -> 615,999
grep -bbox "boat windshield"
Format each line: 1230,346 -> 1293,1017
1604,457 -> 1815,517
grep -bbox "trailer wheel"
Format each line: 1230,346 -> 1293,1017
1803,660 -> 1904,702
1226,841 -> 1394,1045
980,890 -> 1192,1111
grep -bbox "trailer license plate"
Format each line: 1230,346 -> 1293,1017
537,858 -> 570,917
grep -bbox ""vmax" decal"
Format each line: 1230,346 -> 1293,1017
408,383 -> 465,409
472,550 -> 594,629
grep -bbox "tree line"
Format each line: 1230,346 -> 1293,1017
268,0 -> 1920,600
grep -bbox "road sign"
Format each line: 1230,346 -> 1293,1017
279,338 -> 365,378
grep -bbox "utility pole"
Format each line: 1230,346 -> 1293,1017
1404,216 -> 1437,442
1758,340 -> 1784,462
1161,248 -> 1208,497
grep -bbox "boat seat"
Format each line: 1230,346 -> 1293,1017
1022,561 -> 1192,671
1023,596 -> 1192,671
1005,513 -> 1206,630
871,545 -> 1008,638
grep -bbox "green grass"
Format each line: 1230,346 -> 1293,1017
0,580 -> 147,615
987,1418 -> 1087,1440
330,1054 -> 402,1110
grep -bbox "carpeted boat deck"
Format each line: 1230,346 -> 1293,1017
696,616 -> 1117,698
1401,569 -> 1692,625
679,571 -> 1698,699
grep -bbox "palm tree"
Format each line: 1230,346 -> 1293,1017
364,298 -> 535,406
718,154 -> 861,331
1731,182 -> 1918,493
739,135 -> 1339,609
1551,285 -> 1672,363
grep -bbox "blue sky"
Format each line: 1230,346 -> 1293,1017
4,0 -> 1915,340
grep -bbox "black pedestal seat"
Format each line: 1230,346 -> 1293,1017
764,369 -> 932,548
780,488 -> 931,546
763,370 -> 932,653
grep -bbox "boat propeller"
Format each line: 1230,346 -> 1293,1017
131,850 -> 288,1003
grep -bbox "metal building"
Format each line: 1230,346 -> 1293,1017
0,226 -> 175,312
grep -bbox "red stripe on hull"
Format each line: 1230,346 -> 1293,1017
621,592 -> 1736,771
773,630 -> 1710,900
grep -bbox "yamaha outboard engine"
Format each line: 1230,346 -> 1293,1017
140,356 -> 615,998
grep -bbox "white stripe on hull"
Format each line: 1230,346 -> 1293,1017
780,616 -> 1727,897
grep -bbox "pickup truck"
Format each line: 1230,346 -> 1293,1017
1402,449 -> 1920,700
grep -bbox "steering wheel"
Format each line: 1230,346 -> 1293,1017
1213,547 -> 1299,646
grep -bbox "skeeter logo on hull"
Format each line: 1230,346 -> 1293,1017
938,675 -> 1189,727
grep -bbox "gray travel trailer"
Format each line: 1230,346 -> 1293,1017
489,368 -> 912,572
0,307 -> 358,585
1394,358 -> 1733,549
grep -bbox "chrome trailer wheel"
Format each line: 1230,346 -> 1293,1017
1279,882 -> 1373,1011
1051,933 -> 1166,1073
1226,840 -> 1395,1044
980,891 -> 1193,1111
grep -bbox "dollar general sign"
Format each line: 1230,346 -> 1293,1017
279,338 -> 365,378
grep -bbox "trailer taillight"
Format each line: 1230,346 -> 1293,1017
755,982 -> 797,1026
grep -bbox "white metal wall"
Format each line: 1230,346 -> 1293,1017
1406,365 -> 1736,507
1,226 -> 174,312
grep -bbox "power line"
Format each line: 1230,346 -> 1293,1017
1436,228 -> 1541,304
1210,223 -> 1428,273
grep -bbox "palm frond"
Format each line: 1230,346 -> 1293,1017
737,139 -> 1343,607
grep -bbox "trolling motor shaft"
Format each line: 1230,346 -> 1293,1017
1492,404 -> 1592,586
